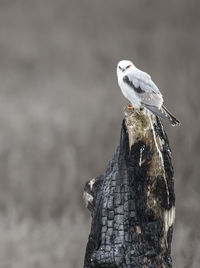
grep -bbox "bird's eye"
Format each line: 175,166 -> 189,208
118,66 -> 122,70
126,65 -> 131,69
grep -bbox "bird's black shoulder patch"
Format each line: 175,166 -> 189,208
123,75 -> 145,94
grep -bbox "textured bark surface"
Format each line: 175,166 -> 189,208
83,108 -> 175,268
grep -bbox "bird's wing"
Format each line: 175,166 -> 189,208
123,69 -> 163,107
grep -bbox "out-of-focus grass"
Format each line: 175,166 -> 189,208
0,208 -> 90,268
173,222 -> 200,268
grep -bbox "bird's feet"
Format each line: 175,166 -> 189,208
128,104 -> 134,110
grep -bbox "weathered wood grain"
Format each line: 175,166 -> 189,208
83,108 -> 175,268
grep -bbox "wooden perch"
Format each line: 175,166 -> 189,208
83,107 -> 175,268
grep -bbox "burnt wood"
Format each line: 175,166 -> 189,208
83,108 -> 175,268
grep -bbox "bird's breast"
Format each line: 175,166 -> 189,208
119,77 -> 141,108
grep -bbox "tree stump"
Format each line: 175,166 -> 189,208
83,107 -> 175,268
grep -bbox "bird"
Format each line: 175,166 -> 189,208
117,60 -> 180,126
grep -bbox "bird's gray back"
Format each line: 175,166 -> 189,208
127,68 -> 161,95
122,67 -> 163,108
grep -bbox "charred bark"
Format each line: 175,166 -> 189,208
83,107 -> 175,268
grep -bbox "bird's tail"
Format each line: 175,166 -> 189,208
144,104 -> 181,126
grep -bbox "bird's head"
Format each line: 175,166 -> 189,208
117,60 -> 135,76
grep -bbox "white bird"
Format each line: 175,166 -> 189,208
117,60 -> 180,126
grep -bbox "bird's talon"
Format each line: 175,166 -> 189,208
128,104 -> 134,110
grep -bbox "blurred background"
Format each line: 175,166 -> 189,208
0,0 -> 199,267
